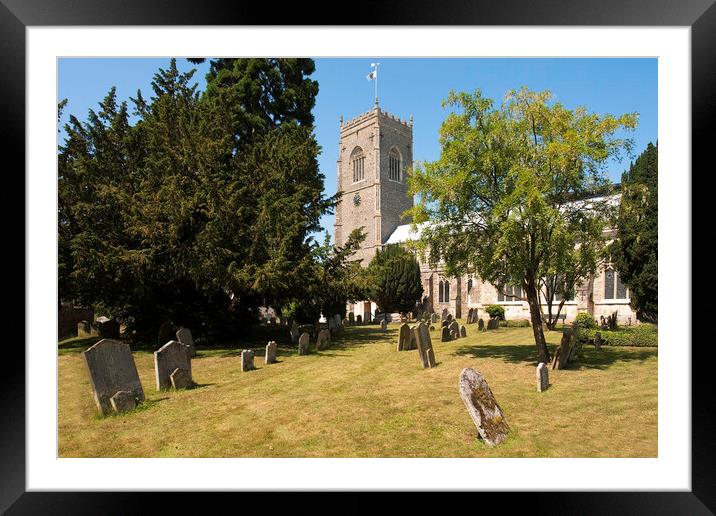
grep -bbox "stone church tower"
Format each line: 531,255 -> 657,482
333,106 -> 414,265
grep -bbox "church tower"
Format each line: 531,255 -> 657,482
334,106 -> 414,265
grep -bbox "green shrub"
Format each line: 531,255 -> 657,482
574,312 -> 598,330
577,324 -> 657,347
499,319 -> 531,327
484,304 -> 505,320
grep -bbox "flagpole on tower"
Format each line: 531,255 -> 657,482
367,62 -> 379,108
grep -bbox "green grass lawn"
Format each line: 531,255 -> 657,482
58,323 -> 657,458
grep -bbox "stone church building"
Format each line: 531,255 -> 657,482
334,106 -> 637,325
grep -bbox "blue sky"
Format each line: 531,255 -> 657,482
58,57 -> 657,241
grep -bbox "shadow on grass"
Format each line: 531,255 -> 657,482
453,342 -> 657,370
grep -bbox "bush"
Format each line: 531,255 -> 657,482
574,312 -> 598,330
577,323 -> 657,347
484,304 -> 505,320
499,319 -> 531,328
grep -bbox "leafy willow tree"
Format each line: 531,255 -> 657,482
368,244 -> 424,314
408,88 -> 637,363
58,58 -> 331,341
611,142 -> 658,323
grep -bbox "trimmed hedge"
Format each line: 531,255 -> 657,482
577,323 -> 657,347
499,319 -> 531,328
484,304 -> 505,320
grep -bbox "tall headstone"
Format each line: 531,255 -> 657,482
176,327 -> 196,357
298,332 -> 310,355
408,325 -> 417,350
536,362 -> 549,392
397,323 -> 411,351
348,312 -> 355,326
154,340 -> 192,390
449,320 -> 459,339
316,329 -> 331,350
467,308 -> 474,324
356,315 -> 362,325
458,367 -> 510,446
441,326 -> 452,342
478,318 -> 485,332
83,339 -> 145,416
241,349 -> 255,372
556,329 -> 573,369
415,322 -> 436,368
460,325 -> 467,338
265,341 -> 277,364
328,316 -> 338,334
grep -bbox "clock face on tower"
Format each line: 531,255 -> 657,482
353,193 -> 361,206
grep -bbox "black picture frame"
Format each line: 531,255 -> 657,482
3,0 -> 713,513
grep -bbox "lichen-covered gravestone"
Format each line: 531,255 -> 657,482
415,322 -> 436,368
154,340 -> 192,390
298,332 -> 310,355
458,367 -> 510,446
397,323 -> 414,351
460,325 -> 467,338
176,327 -> 196,357
241,349 -> 255,372
536,362 -> 549,392
265,341 -> 277,364
83,339 -> 145,416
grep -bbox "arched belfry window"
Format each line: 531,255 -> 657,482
351,147 -> 365,183
388,147 -> 402,182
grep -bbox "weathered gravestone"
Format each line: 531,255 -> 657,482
536,362 -> 549,392
487,318 -> 500,330
594,331 -> 602,351
460,325 -> 467,338
449,320 -> 459,339
446,314 -> 453,323
77,320 -> 94,338
458,367 -> 510,446
95,316 -> 120,339
157,320 -> 172,348
356,315 -> 362,325
431,313 -> 438,324
380,319 -> 388,331
415,322 -> 436,368
441,308 -> 448,321
467,308 -> 474,324
290,321 -> 300,344
397,323 -> 412,351
265,341 -> 277,364
176,327 -> 196,357
441,320 -> 449,328
552,328 -> 574,370
328,316 -> 338,334
154,340 -> 192,390
110,391 -> 136,413
83,339 -> 145,416
316,329 -> 331,350
478,318 -> 486,332
441,326 -> 452,342
170,368 -> 192,389
241,349 -> 255,372
348,312 -> 355,325
298,332 -> 310,355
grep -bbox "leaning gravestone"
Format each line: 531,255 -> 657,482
397,323 -> 412,351
553,329 -> 573,370
157,320 -> 172,348
536,362 -> 549,392
95,316 -> 120,339
265,341 -> 277,364
170,368 -> 192,389
176,327 -> 196,357
380,319 -> 388,331
298,332 -> 310,355
290,321 -> 300,344
458,367 -> 510,446
154,340 -> 192,390
594,331 -> 602,351
441,326 -> 452,342
241,349 -> 255,372
415,322 -> 436,368
83,339 -> 145,416
460,325 -> 467,338
478,318 -> 486,332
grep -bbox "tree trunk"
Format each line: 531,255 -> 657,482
525,277 -> 551,363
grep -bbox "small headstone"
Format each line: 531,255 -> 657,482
431,313 -> 438,324
170,368 -> 193,389
348,312 -> 355,325
594,331 -> 602,351
356,315 -> 362,325
458,367 -> 510,446
449,320 -> 459,339
157,320 -> 172,348
441,326 -> 452,342
77,320 -> 93,337
460,325 -> 467,338
110,390 -> 136,414
429,325 -> 435,331
380,319 -> 388,331
397,323 -> 412,351
316,329 -> 331,350
176,327 -> 196,357
298,332 -> 310,355
441,308 -> 448,321
536,362 -> 549,392
83,339 -> 145,416
241,349 -> 255,372
95,316 -> 120,339
415,322 -> 436,368
478,318 -> 485,332
265,340 -> 277,364
487,318 -> 499,330
154,340 -> 192,390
